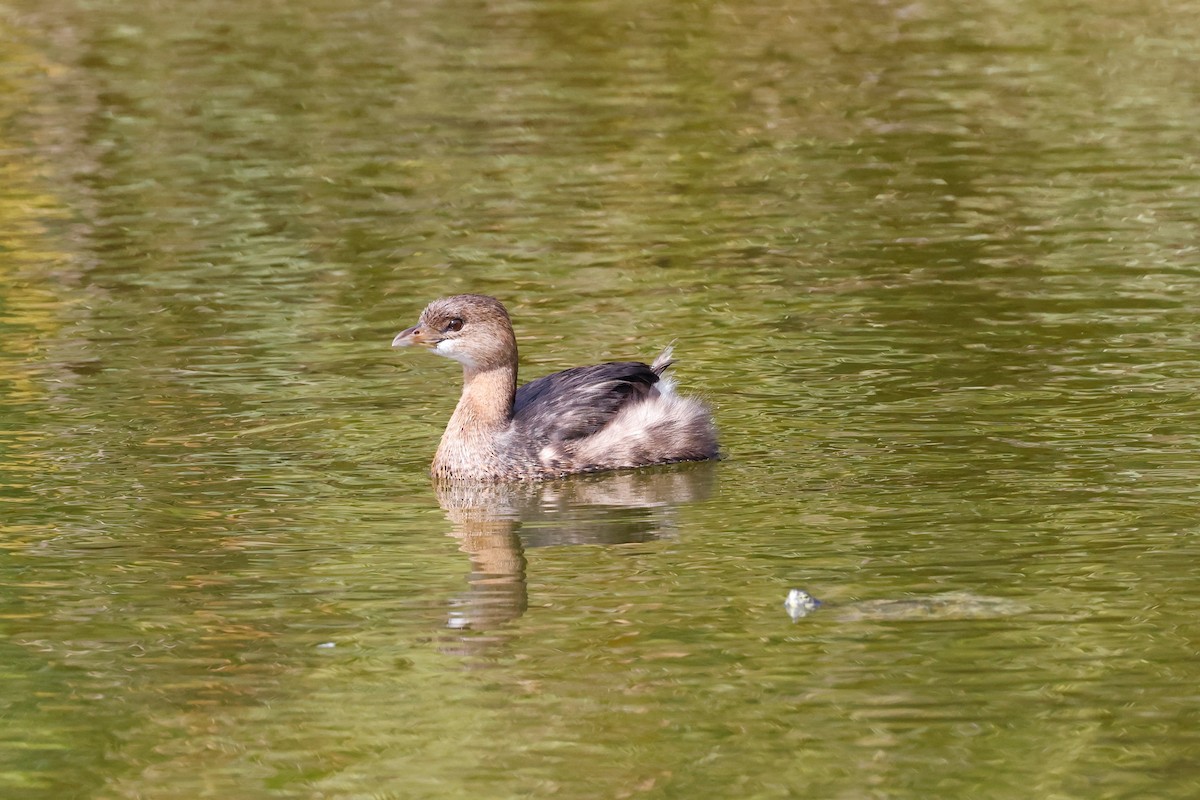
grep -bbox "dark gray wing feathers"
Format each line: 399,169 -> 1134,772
513,362 -> 660,443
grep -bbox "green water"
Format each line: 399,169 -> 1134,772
3,0 -> 1200,797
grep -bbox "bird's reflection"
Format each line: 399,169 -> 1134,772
435,463 -> 716,638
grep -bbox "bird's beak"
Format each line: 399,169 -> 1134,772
392,324 -> 435,348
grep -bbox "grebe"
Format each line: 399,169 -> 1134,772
392,294 -> 718,480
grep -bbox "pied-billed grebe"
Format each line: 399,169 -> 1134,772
392,294 -> 718,480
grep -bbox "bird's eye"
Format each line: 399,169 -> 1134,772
445,318 -> 464,332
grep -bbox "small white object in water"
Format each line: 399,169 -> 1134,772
784,589 -> 822,620
316,642 -> 337,649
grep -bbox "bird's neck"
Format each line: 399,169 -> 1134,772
434,364 -> 516,477
454,364 -> 516,428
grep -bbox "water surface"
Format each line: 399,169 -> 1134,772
3,0 -> 1200,797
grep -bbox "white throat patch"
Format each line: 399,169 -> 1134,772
434,338 -> 477,369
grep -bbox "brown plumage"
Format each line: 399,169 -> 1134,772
392,294 -> 718,480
